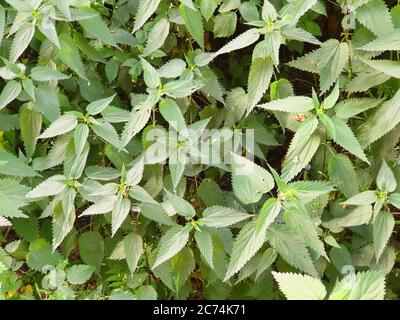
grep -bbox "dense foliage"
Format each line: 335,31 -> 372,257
0,0 -> 399,300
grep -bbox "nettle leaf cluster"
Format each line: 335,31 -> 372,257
0,0 -> 399,300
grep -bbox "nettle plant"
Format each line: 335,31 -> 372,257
0,0 -> 399,300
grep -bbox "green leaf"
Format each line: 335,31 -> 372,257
258,96 -> 313,113
214,12 -> 237,38
52,195 -> 75,249
358,89 -> 400,148
143,18 -> 170,56
198,206 -> 251,228
164,189 -> 196,219
180,3 -> 204,49
79,231 -> 104,270
19,106 -> 42,158
105,59 -> 119,83
355,0 -> 394,37
373,211 -> 394,261
360,29 -> 400,51
194,230 -> 213,268
0,178 -> 30,218
279,0 -> 318,24
319,113 -> 336,140
362,59 -> 400,79
159,98 -> 187,132
124,233 -> 144,273
34,86 -> 61,122
330,271 -> 386,300
195,28 -> 260,66
224,198 -> 281,280
328,154 -> 358,198
153,224 -> 191,269
86,94 -> 116,115
67,265 -> 95,285
255,247 -> 277,279
0,149 -> 37,177
140,202 -> 176,226
246,57 -> 274,113
0,4 -> 5,47
132,0 -> 162,33
284,207 -> 327,259
231,153 -> 274,205
272,272 -> 326,300
288,39 -> 349,93
281,118 -> 320,182
376,160 -> 396,193
200,0 -> 221,21
79,8 -> 117,46
171,247 -> 195,291
0,80 -> 22,110
38,114 -> 78,139
343,190 -> 378,206
141,58 -> 161,89
111,193 -> 131,236
58,33 -> 87,80
332,118 -> 369,164
335,98 -> 383,119
26,175 -> 66,199
26,240 -> 63,271
266,225 -> 318,277
91,120 -> 121,149
74,123 -> 90,157
10,23 -> 35,63
30,66 -> 69,82
325,205 -> 372,228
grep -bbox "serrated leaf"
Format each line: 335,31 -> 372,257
246,57 -> 273,113
358,89 -> 400,148
199,206 -> 251,228
281,118 -> 320,182
373,211 -> 394,261
195,230 -> 213,268
0,149 -> 37,177
132,0 -> 162,33
231,153 -> 274,204
180,4 -> 204,49
20,106 -> 42,158
79,8 -> 116,46
0,80 -> 22,110
362,59 -> 400,79
376,160 -> 396,192
272,272 -> 326,300
79,231 -> 104,270
335,98 -> 383,119
86,94 -> 116,115
332,118 -> 369,164
258,96 -> 313,113
360,29 -> 400,51
266,225 -> 318,277
355,0 -> 394,37
111,194 -> 131,236
10,23 -> 35,63
224,198 -> 281,280
153,224 -> 191,269
124,233 -> 143,273
284,208 -> 327,259
26,175 -> 66,199
38,114 -> 78,139
74,123 -> 89,157
67,265 -> 95,285
143,18 -> 170,56
328,154 -> 358,198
